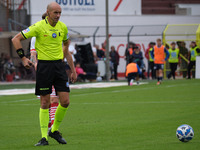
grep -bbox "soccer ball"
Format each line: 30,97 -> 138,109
176,124 -> 194,142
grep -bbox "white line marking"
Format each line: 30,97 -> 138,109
71,101 -> 200,105
1,103 -> 39,106
1,101 -> 200,106
1,98 -> 37,103
0,82 -> 148,96
0,88 -> 35,96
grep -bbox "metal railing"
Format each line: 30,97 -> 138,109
8,18 -> 28,31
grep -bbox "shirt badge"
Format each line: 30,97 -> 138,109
22,28 -> 30,34
52,33 -> 57,38
66,82 -> 69,87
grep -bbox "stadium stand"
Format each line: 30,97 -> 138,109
142,0 -> 200,14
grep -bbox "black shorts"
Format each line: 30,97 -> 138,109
127,72 -> 138,82
35,60 -> 70,95
154,64 -> 164,70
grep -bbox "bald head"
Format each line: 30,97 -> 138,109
47,2 -> 61,11
46,2 -> 61,26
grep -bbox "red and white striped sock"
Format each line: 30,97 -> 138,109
50,103 -> 59,128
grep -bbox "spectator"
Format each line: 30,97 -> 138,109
3,56 -> 16,80
0,53 -> 5,81
101,43 -> 106,52
178,41 -> 188,78
96,44 -> 105,59
132,46 -> 146,79
92,45 -> 98,62
74,44 -> 82,63
75,63 -> 86,81
110,46 -> 120,80
165,43 -> 170,50
145,42 -> 156,79
124,42 -> 136,64
187,41 -> 200,79
167,42 -> 180,79
68,39 -> 77,63
75,63 -> 96,82
125,61 -> 141,86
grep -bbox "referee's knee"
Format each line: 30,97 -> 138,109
40,95 -> 50,109
60,99 -> 70,108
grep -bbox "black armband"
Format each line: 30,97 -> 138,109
16,48 -> 25,58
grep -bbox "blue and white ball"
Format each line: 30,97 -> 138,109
176,124 -> 194,142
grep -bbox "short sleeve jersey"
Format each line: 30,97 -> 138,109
30,37 -> 36,52
21,17 -> 69,60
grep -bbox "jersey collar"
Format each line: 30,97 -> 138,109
44,17 -> 58,28
45,17 -> 48,24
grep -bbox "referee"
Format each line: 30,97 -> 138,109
12,2 -> 77,146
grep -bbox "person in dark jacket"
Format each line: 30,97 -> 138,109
110,46 -> 120,80
124,42 -> 136,64
132,46 -> 144,67
96,44 -> 105,59
132,46 -> 146,79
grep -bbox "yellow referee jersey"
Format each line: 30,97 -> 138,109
21,17 -> 69,60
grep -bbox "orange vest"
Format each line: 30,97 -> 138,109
128,48 -> 133,55
126,63 -> 138,76
154,45 -> 165,64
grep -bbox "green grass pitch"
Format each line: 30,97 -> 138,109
0,79 -> 200,150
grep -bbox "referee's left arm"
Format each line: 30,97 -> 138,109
63,40 -> 77,83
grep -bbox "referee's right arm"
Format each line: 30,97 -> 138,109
12,33 -> 33,69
